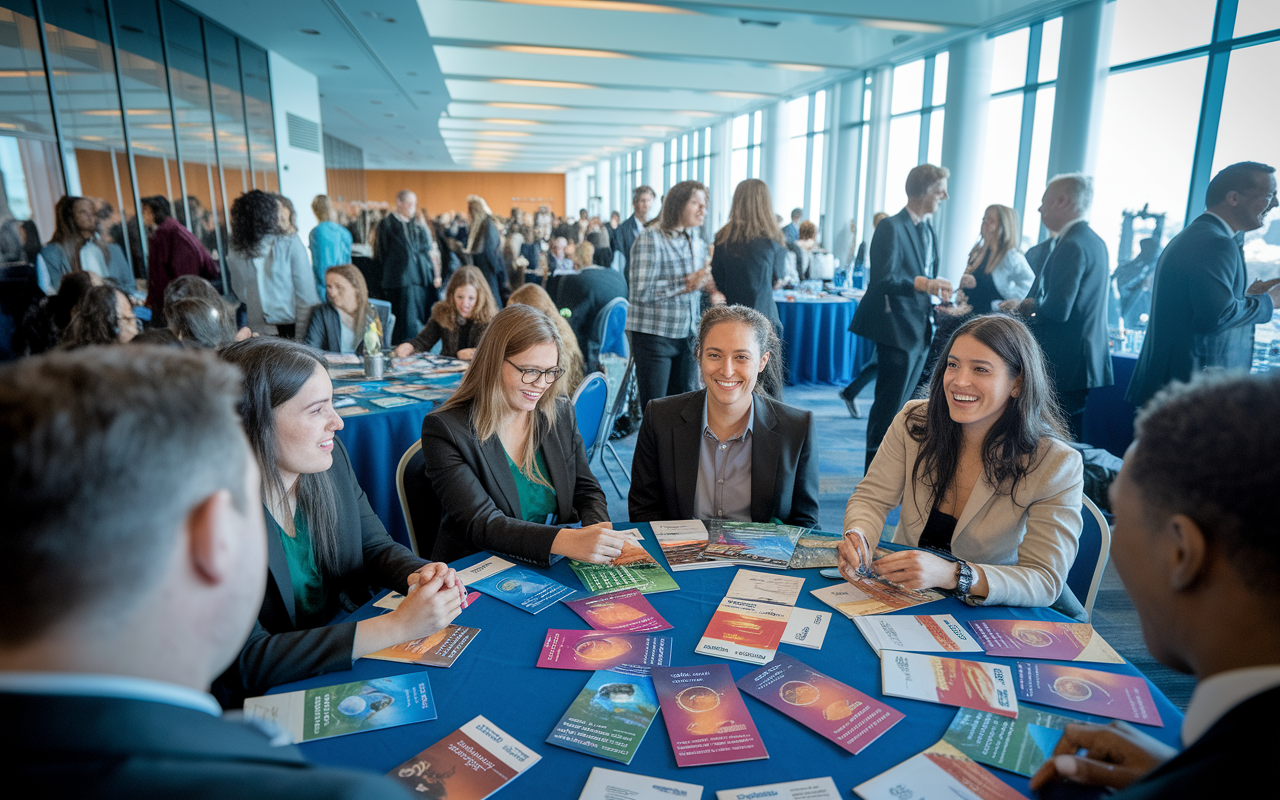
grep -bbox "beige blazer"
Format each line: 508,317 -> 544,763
843,400 -> 1084,608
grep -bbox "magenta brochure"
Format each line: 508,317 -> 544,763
650,664 -> 768,767
456,555 -> 577,614
1015,662 -> 1163,726
564,588 -> 673,633
537,629 -> 672,675
546,669 -> 659,765
968,619 -> 1124,663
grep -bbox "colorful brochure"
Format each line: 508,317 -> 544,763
564,588 -> 673,633
388,715 -> 540,799
880,651 -> 1018,718
651,664 -> 769,767
968,619 -> 1124,663
546,669 -> 660,765
403,388 -> 453,402
336,405 -> 370,417
324,353 -> 361,365
944,704 -> 1083,777
703,520 -> 804,569
570,538 -> 680,595
726,569 -> 806,606
244,673 -> 436,743
382,383 -> 432,393
696,596 -> 792,665
456,555 -> 576,614
737,653 -> 904,755
363,625 -> 480,668
810,570 -> 946,618
537,629 -> 673,675
780,607 -> 831,650
370,395 -> 415,408
652,519 -> 732,571
787,530 -> 844,570
717,778 -> 840,800
579,767 -> 703,800
854,740 -> 1025,800
1015,662 -> 1163,726
853,614 -> 984,656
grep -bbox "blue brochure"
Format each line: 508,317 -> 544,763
457,554 -> 577,614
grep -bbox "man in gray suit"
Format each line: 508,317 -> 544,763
1126,162 -> 1280,408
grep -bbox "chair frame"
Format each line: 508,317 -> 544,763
589,356 -> 634,498
571,371 -> 610,451
1077,495 -> 1112,621
395,439 -> 423,556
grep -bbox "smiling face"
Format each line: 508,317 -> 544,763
980,207 -> 1001,243
502,342 -> 560,414
325,273 -> 358,316
919,179 -> 948,216
453,283 -> 478,319
699,321 -> 768,412
680,190 -> 707,229
273,365 -> 343,480
1231,171 -> 1278,233
1038,182 -> 1076,233
942,334 -> 1021,436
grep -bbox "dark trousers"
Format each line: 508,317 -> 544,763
631,331 -> 697,412
385,284 -> 435,343
1057,388 -> 1090,443
864,342 -> 928,473
840,346 -> 878,400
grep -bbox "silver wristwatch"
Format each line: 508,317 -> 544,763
955,561 -> 975,604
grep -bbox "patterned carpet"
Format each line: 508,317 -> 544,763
590,382 -> 1193,710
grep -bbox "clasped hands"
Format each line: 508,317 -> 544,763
836,530 -> 960,591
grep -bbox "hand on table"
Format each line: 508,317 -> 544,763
552,521 -> 621,563
959,274 -> 977,289
1029,721 -> 1176,792
387,571 -> 463,639
394,342 -> 416,358
871,549 -> 959,591
836,529 -> 872,582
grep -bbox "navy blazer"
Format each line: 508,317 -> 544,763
627,390 -> 820,529
1126,213 -> 1273,407
710,237 -> 787,336
615,215 -> 646,283
849,208 -> 938,352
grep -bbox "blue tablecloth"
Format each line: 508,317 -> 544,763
1082,352 -> 1139,458
776,296 -> 873,386
276,524 -> 1183,797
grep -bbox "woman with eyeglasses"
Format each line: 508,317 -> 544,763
422,303 -> 617,565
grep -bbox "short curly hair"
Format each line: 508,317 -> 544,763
230,189 -> 280,257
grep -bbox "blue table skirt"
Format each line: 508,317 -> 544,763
276,524 -> 1183,797
1082,352 -> 1139,458
777,298 -> 873,386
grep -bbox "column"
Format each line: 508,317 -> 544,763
595,158 -> 611,220
761,99 -> 788,215
709,120 -> 732,231
829,74 -> 865,256
610,156 -> 622,217
644,142 -> 664,197
861,66 -> 893,238
1045,0 -> 1113,180
938,34 -> 994,284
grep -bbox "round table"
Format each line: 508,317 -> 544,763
775,293 -> 873,386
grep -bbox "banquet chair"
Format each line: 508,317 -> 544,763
592,356 -> 634,498
571,372 -> 609,456
593,297 -> 629,361
1066,495 -> 1111,622
396,440 -> 443,558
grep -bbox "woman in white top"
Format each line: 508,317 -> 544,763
226,190 -> 318,339
957,204 -> 1035,314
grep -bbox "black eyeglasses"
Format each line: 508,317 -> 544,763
505,359 -> 565,384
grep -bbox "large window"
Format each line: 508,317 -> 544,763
665,127 -> 710,188
780,89 -> 828,229
884,53 -> 946,211
729,110 -> 762,194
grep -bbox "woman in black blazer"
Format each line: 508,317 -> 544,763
303,263 -> 390,354
217,338 -> 465,702
422,304 -> 617,566
628,304 -> 820,528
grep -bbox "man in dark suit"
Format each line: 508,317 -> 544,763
616,185 -> 655,284
557,264 -> 628,372
1126,162 -> 1280,408
376,190 -> 439,342
1018,173 -> 1113,440
782,208 -> 802,242
1030,371 -> 1280,799
0,346 -> 415,799
844,163 -> 953,471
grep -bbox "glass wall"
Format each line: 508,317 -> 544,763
884,53 -> 945,211
729,109 -> 762,194
779,89 -> 828,230
664,127 -> 711,188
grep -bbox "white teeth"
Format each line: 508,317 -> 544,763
952,394 -> 978,402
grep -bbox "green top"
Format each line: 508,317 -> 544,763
505,448 -> 558,523
267,504 -> 329,627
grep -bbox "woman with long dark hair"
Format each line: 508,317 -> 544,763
394,266 -> 497,360
225,190 -> 318,339
304,263 -> 390,355
60,284 -> 137,348
838,314 -> 1085,613
216,337 -> 464,700
36,196 -> 111,293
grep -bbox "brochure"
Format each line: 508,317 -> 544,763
244,673 -> 436,743
324,353 -> 361,365
537,629 -> 673,675
780,607 -> 831,650
370,395 -> 415,408
381,383 -> 432,393
703,520 -> 804,569
651,664 -> 769,767
570,539 -> 681,595
853,614 -> 984,656
944,704 -> 1083,777
880,651 -> 1017,718
546,669 -> 660,765
456,555 -> 577,614
717,777 -> 840,800
695,596 -> 792,665
564,588 -> 673,633
363,625 -> 480,668
332,397 -> 357,408
336,405 -> 370,417
737,653 -> 904,755
403,388 -> 453,402
1015,662 -> 1163,726
652,519 -> 732,571
579,767 -> 703,800
388,715 -> 541,799
725,569 -> 806,606
810,564 -> 946,618
968,619 -> 1124,663
787,530 -> 844,570
854,739 -> 1026,800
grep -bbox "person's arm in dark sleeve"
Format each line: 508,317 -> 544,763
1034,241 -> 1086,323
406,318 -> 444,352
230,618 -> 358,698
1188,238 -> 1275,333
626,408 -> 666,522
869,224 -> 916,296
787,410 -> 821,529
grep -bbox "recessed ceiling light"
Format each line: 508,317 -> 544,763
680,110 -> 716,117
493,45 -> 631,59
710,90 -> 768,99
299,29 -> 320,35
492,79 -> 595,90
492,0 -> 693,13
333,65 -> 350,70
863,19 -> 948,34
488,102 -> 567,110
641,125 -> 674,132
774,63 -> 825,72
481,118 -> 541,125
478,130 -> 532,137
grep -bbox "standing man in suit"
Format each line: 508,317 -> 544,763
782,208 -> 802,242
1126,162 -> 1280,408
0,346 -> 416,799
376,190 -> 439,343
1018,174 -> 1112,440
1030,371 -> 1280,799
845,163 -> 952,472
616,185 -> 655,284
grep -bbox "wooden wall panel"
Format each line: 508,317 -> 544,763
363,170 -> 564,218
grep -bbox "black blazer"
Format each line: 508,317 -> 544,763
849,208 -> 938,352
5,694 -> 416,798
422,398 -> 610,566
615,215 -> 645,283
219,439 -> 424,701
557,266 -> 628,371
627,390 -> 820,528
470,219 -> 507,306
1126,213 -> 1273,407
1023,222 -> 1114,393
710,237 -> 787,336
302,302 -> 391,355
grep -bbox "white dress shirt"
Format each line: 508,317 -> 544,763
1180,665 -> 1280,747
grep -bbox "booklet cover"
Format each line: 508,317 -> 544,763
537,629 -> 673,675
570,540 -> 681,595
703,521 -> 804,569
579,767 -> 703,800
695,596 -> 793,665
1015,662 -> 1163,726
854,739 -> 1025,800
564,588 -> 673,633
944,704 -> 1082,777
880,651 -> 1018,718
651,664 -> 769,767
968,620 -> 1124,663
726,569 -> 806,606
787,530 -> 844,570
780,607 -> 831,650
853,614 -> 984,656
653,520 -> 733,571
717,777 -> 840,800
244,673 -> 436,743
737,653 -> 904,755
457,555 -> 577,614
546,669 -> 660,765
363,625 -> 480,668
388,715 -> 541,799
370,395 -> 415,408
810,573 -> 946,618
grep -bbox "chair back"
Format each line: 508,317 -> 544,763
369,298 -> 395,348
1067,495 -> 1111,621
571,371 -> 609,458
594,297 -> 628,358
396,440 -> 444,558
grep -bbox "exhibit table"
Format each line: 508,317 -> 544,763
774,292 -> 872,386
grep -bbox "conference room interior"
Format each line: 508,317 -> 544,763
2,0 -> 1279,794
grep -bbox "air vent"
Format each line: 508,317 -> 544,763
286,112 -> 320,152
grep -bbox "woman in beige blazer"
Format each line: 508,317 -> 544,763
839,314 -> 1084,610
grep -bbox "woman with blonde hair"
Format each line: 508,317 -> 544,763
509,282 -> 585,392
465,194 -> 507,306
394,266 -> 497,360
309,195 -> 353,299
574,240 -> 595,271
959,204 -> 1035,314
304,264 -> 390,354
421,304 -> 616,564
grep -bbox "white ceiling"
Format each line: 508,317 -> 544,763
183,0 -> 1074,173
